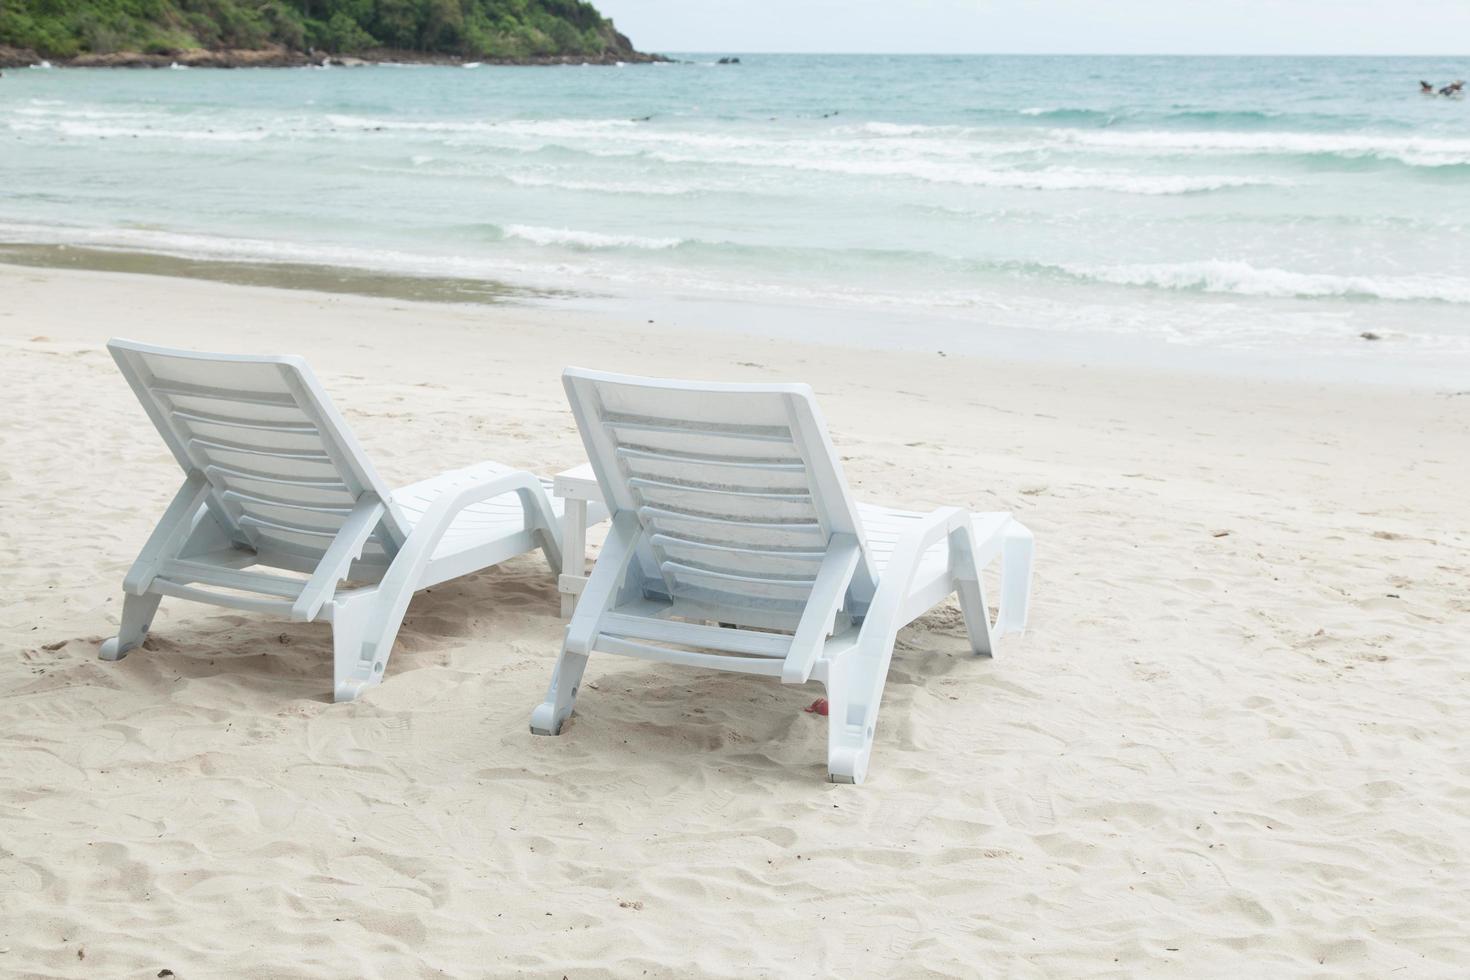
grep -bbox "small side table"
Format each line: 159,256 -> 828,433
553,463 -> 608,618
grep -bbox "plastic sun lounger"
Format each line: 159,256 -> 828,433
530,368 -> 1035,784
101,339 -> 606,702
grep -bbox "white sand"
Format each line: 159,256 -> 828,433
1,263 -> 1467,977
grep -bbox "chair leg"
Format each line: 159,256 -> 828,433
99,592 -> 162,661
955,574 -> 995,657
331,595 -> 385,703
996,523 -> 1035,638
824,654 -> 878,785
530,643 -> 591,736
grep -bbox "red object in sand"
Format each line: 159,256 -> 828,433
804,697 -> 829,716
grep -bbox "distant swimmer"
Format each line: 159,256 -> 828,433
1441,80 -> 1465,97
1421,80 -> 1436,94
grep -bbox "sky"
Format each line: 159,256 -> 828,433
595,0 -> 1470,56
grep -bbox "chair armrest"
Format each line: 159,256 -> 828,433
781,533 -> 861,684
122,472 -> 213,595
565,511 -> 644,656
290,494 -> 388,621
861,506 -> 972,642
340,467 -> 561,654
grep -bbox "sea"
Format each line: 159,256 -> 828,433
3,54 -> 1469,383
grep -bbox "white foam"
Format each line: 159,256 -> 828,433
649,151 -> 1282,194
853,121 -> 964,137
505,173 -> 701,196
1066,260 -> 1470,304
503,224 -> 685,250
1051,129 -> 1470,167
321,114 -> 637,139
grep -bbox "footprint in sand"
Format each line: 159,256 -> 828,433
990,770 -> 1057,832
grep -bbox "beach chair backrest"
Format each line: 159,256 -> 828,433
563,368 -> 877,630
109,339 -> 408,573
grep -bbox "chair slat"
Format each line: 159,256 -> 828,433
158,559 -> 308,599
640,506 -> 827,549
150,580 -> 297,617
650,532 -> 827,577
630,478 -> 817,522
240,513 -> 345,540
599,612 -> 792,658
593,635 -> 787,677
188,436 -> 333,462
169,407 -> 320,434
150,381 -> 298,408
661,560 -> 817,601
616,446 -> 808,491
602,412 -> 793,441
220,488 -> 354,516
604,415 -> 800,462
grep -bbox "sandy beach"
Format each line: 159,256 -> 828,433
1,262 -> 1467,977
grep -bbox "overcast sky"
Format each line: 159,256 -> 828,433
596,0 -> 1470,56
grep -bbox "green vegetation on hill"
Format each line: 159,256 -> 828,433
0,0 -> 643,61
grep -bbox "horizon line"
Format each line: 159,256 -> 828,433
651,50 -> 1470,59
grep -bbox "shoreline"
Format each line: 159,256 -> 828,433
1,244 -> 1461,391
0,244 -> 565,306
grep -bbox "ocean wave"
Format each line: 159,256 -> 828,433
6,118 -> 271,142
322,114 -> 638,138
505,173 -> 701,196
648,151 -> 1282,194
4,109 -> 652,147
1016,107 -> 1118,124
11,96 -> 1460,166
22,99 -> 1460,175
839,118 -> 1470,168
1061,260 -> 1470,303
502,224 -> 685,249
1051,129 -> 1470,168
853,121 -> 965,137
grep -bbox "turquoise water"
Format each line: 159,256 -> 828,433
3,55 -> 1470,376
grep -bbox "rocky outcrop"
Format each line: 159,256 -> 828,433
0,45 -> 41,68
2,41 -> 665,69
66,45 -> 313,69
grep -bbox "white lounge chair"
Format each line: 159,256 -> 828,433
102,339 -> 604,702
531,369 -> 1035,783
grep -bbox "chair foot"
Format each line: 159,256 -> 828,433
824,663 -> 876,785
529,702 -> 567,736
99,592 -> 162,662
330,597 -> 388,703
530,647 -> 589,736
333,677 -> 380,703
827,745 -> 870,785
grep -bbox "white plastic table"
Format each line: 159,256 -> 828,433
553,463 -> 606,618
